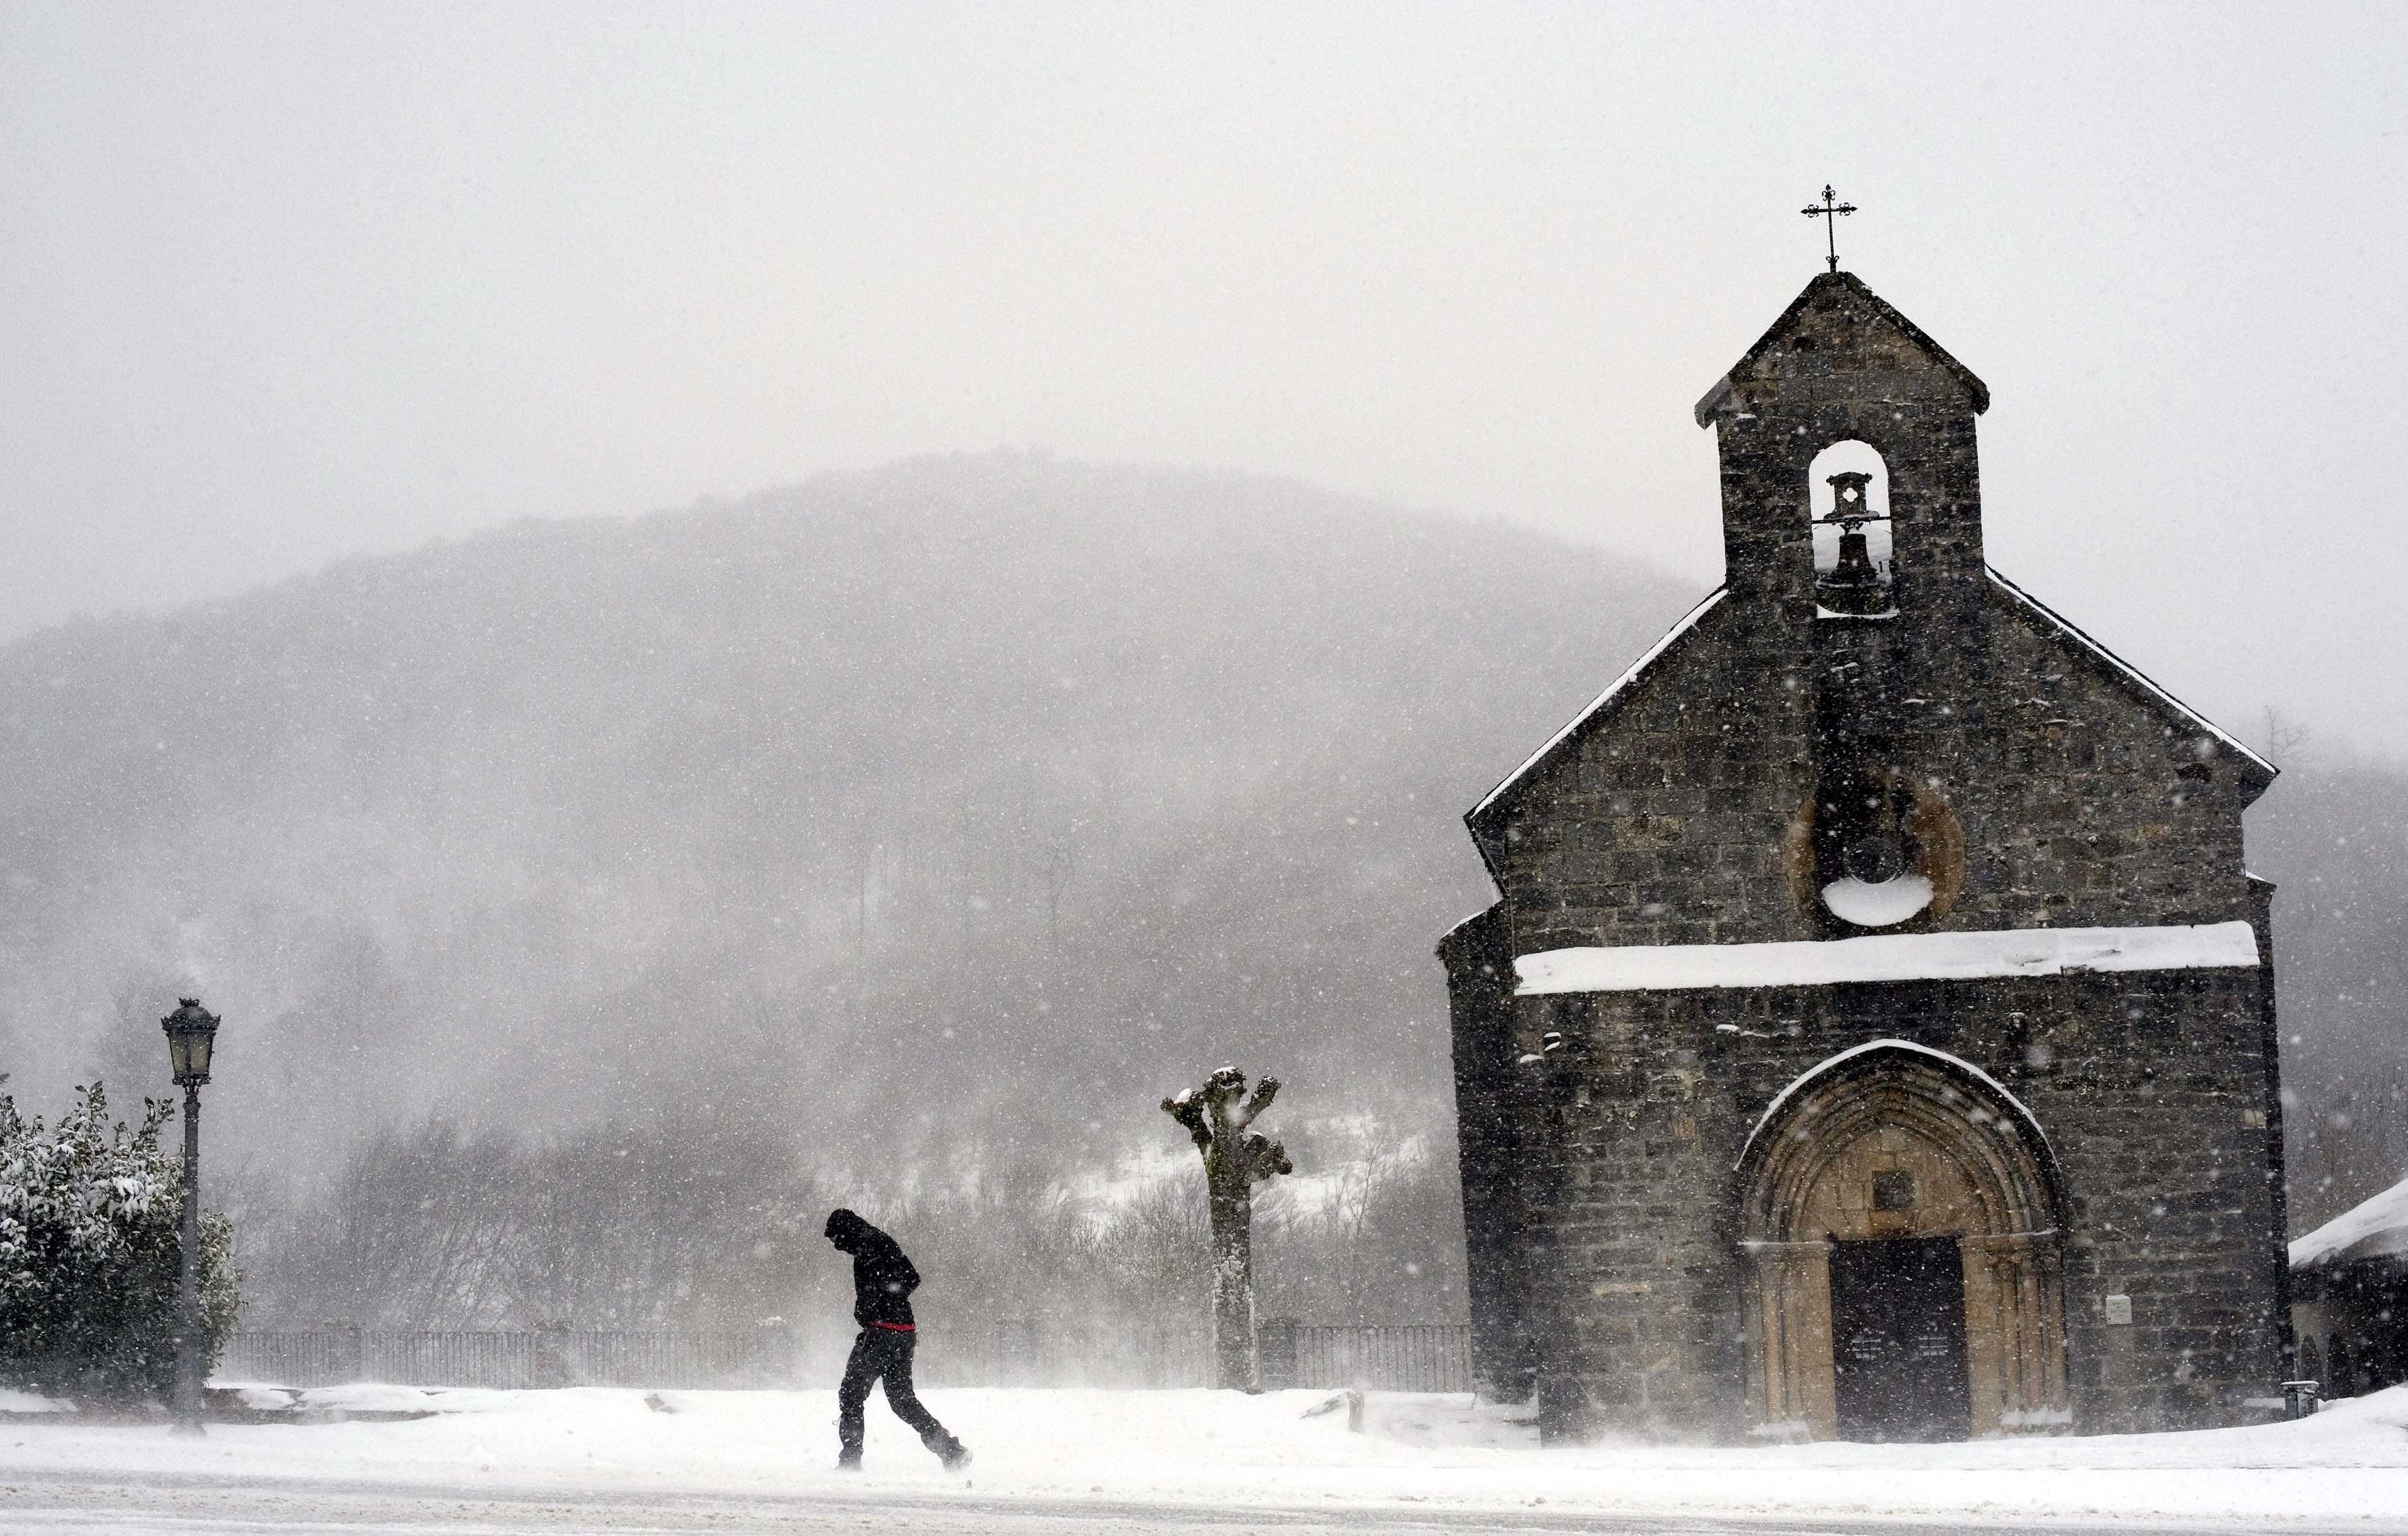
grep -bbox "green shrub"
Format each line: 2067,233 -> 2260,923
0,1083 -> 240,1403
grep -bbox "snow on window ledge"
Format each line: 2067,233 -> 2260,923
1821,874 -> 1933,927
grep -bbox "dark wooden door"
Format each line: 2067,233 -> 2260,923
1828,1236 -> 1970,1441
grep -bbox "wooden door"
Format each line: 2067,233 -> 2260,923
1828,1236 -> 1971,1441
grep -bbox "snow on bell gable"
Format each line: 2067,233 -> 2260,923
1439,259 -> 2288,1446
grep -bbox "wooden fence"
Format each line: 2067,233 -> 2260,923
220,1321 -> 1470,1393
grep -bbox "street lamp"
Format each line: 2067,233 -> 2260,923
160,997 -> 220,1435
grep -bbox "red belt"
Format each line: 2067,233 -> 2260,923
869,1321 -> 915,1333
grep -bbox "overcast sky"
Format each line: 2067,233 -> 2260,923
4,3 -> 2403,756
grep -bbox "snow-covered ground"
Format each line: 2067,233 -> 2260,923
5,1382 -> 2408,1531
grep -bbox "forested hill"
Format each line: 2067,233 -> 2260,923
0,455 -> 1691,1176
0,453 -> 2398,1230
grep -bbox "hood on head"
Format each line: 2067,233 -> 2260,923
824,1208 -> 867,1251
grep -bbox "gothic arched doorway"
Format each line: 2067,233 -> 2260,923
1736,1040 -> 2070,1441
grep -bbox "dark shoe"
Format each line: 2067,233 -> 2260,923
939,1442 -> 971,1473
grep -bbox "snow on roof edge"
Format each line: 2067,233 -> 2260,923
1737,1038 -> 2054,1173
2291,1172 -> 2408,1270
1468,587 -> 1727,823
1440,905 -> 1500,945
1515,920 -> 2261,996
1988,568 -> 2274,780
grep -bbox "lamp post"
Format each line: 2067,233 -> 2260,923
160,998 -> 220,1435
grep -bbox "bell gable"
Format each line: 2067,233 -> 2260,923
1694,270 -> 1990,427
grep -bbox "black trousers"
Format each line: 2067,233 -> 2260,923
837,1326 -> 958,1461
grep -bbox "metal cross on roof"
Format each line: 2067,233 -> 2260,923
1802,185 -> 1856,274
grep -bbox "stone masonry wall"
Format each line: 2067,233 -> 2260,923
1440,904 -> 1537,1403
1471,586 -> 2282,1439
1507,964 -> 2284,1439
1480,556 -> 2264,956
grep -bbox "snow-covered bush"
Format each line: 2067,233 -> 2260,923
0,1083 -> 240,1402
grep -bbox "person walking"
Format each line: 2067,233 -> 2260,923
824,1208 -> 970,1472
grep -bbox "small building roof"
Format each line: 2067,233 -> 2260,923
2292,1174 -> 2408,1272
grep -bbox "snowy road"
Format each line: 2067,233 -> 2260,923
10,1384 -> 2408,1533
0,1468 -> 2332,1536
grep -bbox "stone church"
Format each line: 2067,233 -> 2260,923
1442,268 -> 2288,1442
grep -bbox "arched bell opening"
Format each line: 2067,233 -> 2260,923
1807,440 -> 1896,618
1735,1041 -> 2070,1442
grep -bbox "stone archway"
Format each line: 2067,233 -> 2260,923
1736,1040 -> 2070,1440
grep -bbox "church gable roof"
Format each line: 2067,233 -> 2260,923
1466,568 -> 2277,834
1988,568 -> 2277,802
1694,270 -> 1991,426
1465,587 -> 1726,828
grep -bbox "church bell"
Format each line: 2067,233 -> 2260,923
1815,470 -> 1891,616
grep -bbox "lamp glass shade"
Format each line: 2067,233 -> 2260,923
161,999 -> 220,1086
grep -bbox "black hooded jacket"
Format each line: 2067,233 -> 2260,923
824,1208 -> 920,1327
